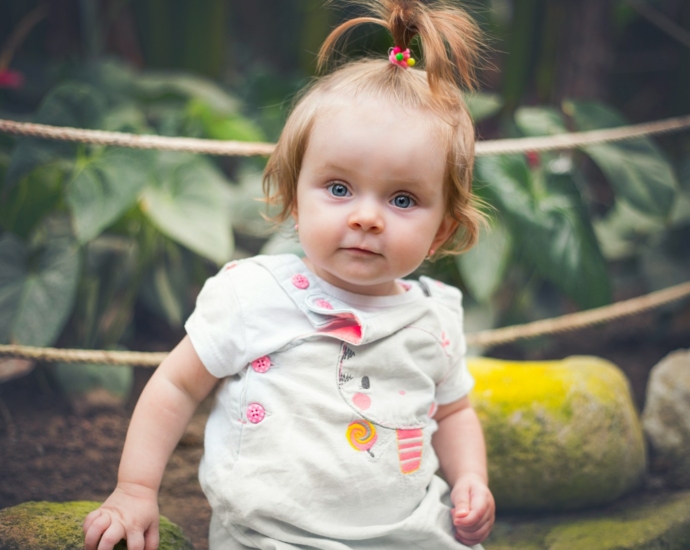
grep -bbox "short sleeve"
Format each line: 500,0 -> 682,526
435,340 -> 475,405
185,265 -> 248,378
419,276 -> 475,405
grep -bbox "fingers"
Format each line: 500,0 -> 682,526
144,522 -> 161,550
84,511 -> 111,550
451,481 -> 474,525
83,508 -> 102,535
125,528 -> 145,550
455,519 -> 493,546
453,488 -> 492,526
97,521 -> 126,550
451,481 -> 495,546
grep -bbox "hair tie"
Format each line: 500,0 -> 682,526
388,46 -> 416,69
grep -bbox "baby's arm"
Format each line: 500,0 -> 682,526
432,396 -> 495,546
83,336 -> 218,550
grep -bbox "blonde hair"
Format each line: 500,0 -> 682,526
263,0 -> 485,255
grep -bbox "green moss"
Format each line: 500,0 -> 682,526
484,491 -> 690,550
548,492 -> 690,550
468,356 -> 646,511
0,501 -> 193,550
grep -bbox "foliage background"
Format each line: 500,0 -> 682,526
0,0 -> 689,395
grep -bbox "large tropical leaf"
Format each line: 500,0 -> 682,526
0,233 -> 80,346
186,99 -> 265,142
515,106 -> 568,137
565,100 -> 677,219
456,219 -> 511,303
476,155 -> 610,308
134,72 -> 239,114
140,153 -> 234,264
0,165 -> 63,239
6,83 -> 107,187
66,148 -> 156,243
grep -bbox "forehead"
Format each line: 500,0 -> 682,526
304,97 -> 448,184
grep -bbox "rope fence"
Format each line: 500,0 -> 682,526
1,112 -> 690,366
2,113 -> 690,157
1,280 -> 689,366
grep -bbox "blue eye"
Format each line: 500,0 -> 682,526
328,183 -> 350,197
392,194 -> 415,208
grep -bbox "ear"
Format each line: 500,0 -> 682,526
291,204 -> 298,224
431,215 -> 459,251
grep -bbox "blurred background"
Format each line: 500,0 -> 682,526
1,2 -> 690,548
1,0 -> 689,403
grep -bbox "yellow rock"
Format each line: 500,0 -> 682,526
468,356 -> 646,512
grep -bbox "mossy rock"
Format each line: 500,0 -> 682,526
484,490 -> 690,549
0,501 -> 193,550
468,356 -> 646,512
642,349 -> 690,489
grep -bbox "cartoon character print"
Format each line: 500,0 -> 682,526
338,328 -> 449,475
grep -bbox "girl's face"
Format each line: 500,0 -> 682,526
293,97 -> 458,296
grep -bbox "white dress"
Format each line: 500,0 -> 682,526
185,254 -> 481,550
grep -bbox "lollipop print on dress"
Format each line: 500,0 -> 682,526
346,419 -> 378,457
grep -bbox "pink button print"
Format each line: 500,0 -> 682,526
246,403 -> 266,424
315,298 -> 334,310
292,274 -> 310,289
251,356 -> 271,373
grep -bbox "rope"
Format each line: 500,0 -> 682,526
1,280 -> 689,366
465,280 -> 690,348
1,113 -> 690,157
0,120 -> 275,157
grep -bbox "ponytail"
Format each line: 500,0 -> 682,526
318,1 -> 482,97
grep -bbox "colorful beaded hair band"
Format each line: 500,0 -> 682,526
388,46 -> 416,69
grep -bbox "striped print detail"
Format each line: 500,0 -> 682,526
396,429 -> 423,474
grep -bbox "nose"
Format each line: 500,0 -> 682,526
348,201 -> 384,233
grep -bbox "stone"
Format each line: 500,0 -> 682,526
468,356 -> 646,512
483,490 -> 690,550
0,501 -> 193,550
642,349 -> 690,489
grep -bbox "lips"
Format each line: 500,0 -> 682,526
343,247 -> 380,256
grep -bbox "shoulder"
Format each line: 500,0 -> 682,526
417,276 -> 463,315
191,255 -> 302,327
209,254 -> 296,295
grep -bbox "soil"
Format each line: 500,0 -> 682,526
0,306 -> 688,550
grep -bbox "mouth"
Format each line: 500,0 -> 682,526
343,247 -> 380,256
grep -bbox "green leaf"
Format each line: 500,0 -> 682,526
6,83 -> 107,186
52,362 -> 132,397
186,99 -> 264,142
565,100 -> 678,219
464,93 -> 503,122
66,148 -> 156,243
679,157 -> 690,192
0,164 -> 63,239
140,153 -> 234,264
230,169 -> 276,237
593,200 -> 666,260
153,263 -> 183,327
515,107 -> 568,137
456,220 -> 511,303
0,233 -> 80,346
476,155 -> 610,308
0,235 -> 26,344
134,72 -> 239,114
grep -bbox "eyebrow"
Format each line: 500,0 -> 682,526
315,162 -> 431,191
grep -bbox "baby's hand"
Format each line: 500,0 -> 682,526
450,473 -> 495,547
83,482 -> 160,550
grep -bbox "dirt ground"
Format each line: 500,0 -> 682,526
0,307 -> 688,550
